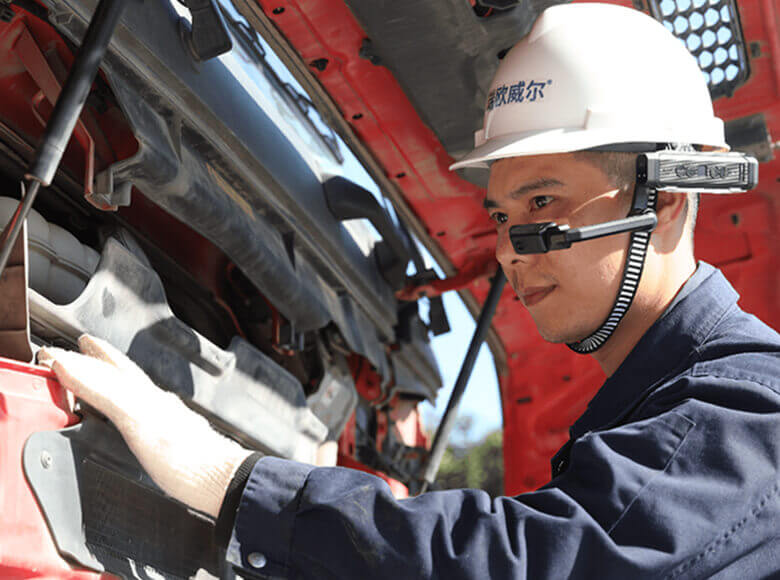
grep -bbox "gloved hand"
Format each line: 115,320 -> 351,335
37,334 -> 254,518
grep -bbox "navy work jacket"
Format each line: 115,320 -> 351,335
222,263 -> 780,579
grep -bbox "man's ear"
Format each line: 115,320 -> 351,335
649,190 -> 689,254
654,191 -> 688,234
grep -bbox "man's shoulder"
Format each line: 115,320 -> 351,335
706,300 -> 780,347
688,303 -> 780,392
638,303 -> 780,419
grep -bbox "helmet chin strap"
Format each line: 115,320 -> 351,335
566,184 -> 658,354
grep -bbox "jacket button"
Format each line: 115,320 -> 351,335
248,552 -> 267,569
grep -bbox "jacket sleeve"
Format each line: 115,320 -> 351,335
222,394 -> 780,580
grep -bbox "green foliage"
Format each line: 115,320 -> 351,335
436,429 -> 504,497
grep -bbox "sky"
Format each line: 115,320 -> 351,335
420,290 -> 502,445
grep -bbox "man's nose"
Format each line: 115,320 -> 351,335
496,226 -> 530,269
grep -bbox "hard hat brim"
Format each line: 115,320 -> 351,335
449,125 -> 729,171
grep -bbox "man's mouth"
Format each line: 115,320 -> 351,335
520,285 -> 556,307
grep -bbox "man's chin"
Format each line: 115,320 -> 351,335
537,331 -> 572,344
536,323 -> 596,345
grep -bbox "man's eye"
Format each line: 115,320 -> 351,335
490,212 -> 508,224
532,195 -> 554,209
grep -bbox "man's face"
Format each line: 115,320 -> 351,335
486,153 -> 632,344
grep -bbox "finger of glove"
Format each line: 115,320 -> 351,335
77,334 -> 166,400
38,347 -> 134,421
78,334 -> 150,384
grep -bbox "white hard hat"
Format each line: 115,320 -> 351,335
450,3 -> 729,170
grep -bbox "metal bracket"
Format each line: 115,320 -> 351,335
0,202 -> 32,362
396,260 -> 495,301
178,0 -> 233,62
324,176 -> 411,290
12,24 -> 105,209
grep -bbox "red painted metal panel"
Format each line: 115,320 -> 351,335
0,358 -> 110,579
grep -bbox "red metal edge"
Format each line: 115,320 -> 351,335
0,357 -> 111,579
0,355 -> 57,379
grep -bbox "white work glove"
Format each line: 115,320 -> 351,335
37,334 -> 254,519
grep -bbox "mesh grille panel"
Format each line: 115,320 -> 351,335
647,0 -> 750,99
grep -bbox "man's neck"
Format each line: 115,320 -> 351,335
591,258 -> 697,377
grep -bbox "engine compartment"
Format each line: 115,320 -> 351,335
0,5 -> 441,570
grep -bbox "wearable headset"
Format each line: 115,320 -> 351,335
508,151 -> 758,353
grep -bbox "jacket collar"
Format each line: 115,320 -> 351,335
569,262 -> 738,439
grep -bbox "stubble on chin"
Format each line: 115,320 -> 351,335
537,325 -> 595,345
531,305 -> 599,345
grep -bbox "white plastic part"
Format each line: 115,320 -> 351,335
450,3 -> 728,170
0,197 -> 99,304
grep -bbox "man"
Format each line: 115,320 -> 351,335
39,3 -> 780,579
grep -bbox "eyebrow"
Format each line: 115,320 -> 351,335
483,177 -> 564,209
